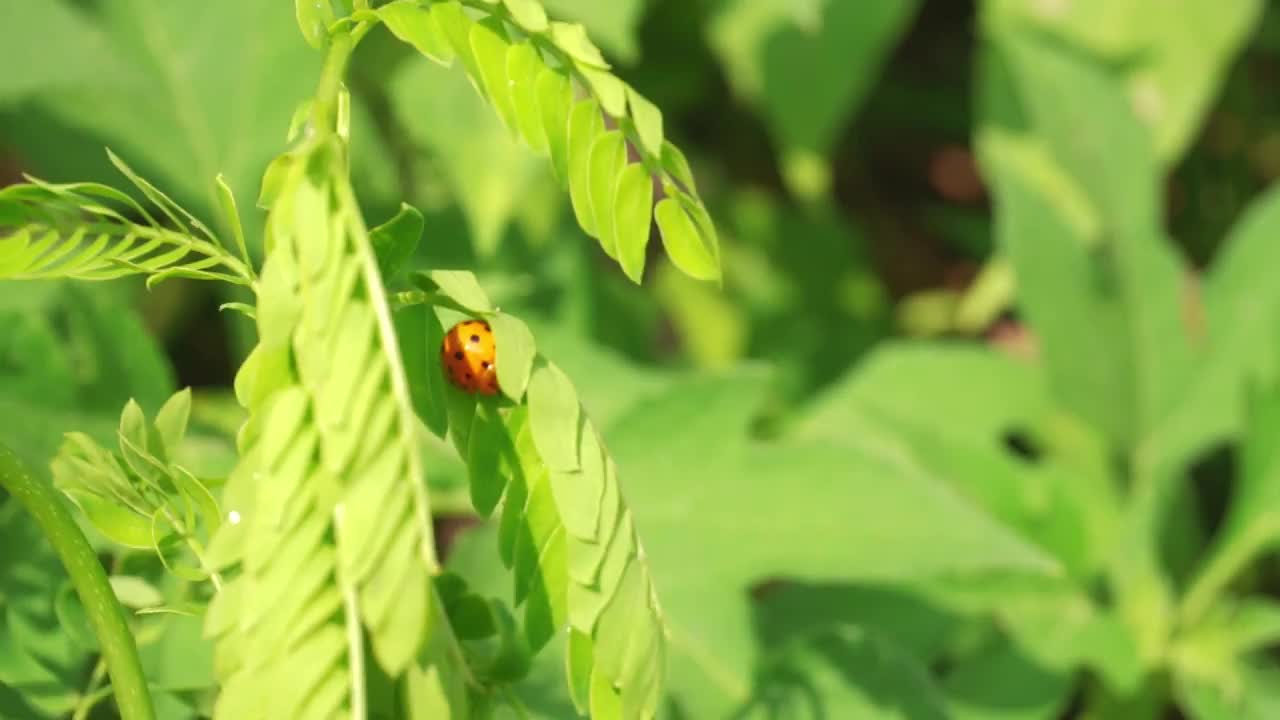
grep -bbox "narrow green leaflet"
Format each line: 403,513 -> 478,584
489,312 -> 537,401
614,163 -> 654,283
587,131 -> 627,259
655,197 -> 719,282
377,0 -> 723,284
370,203 -> 424,280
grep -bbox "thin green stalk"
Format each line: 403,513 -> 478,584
0,445 -> 155,720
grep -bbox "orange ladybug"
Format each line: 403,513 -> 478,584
441,319 -> 499,395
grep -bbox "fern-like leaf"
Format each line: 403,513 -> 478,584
204,136 -> 469,719
0,155 -> 254,286
411,275 -> 667,719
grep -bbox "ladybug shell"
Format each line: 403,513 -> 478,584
441,319 -> 499,396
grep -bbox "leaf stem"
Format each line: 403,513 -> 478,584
0,445 -> 155,720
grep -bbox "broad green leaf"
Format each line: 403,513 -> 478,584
587,131 -> 627,259
536,67 -> 574,187
613,162 -> 653,283
1145,184 -> 1280,475
1181,379 -> 1280,623
801,342 -> 1118,577
527,359 -> 581,473
490,312 -> 536,401
944,640 -> 1072,720
985,0 -> 1262,163
655,197 -> 718,282
606,371 -> 1060,716
378,0 -> 455,66
741,627 -> 948,720
471,16 -> 519,135
1177,659 -> 1280,720
506,42 -> 549,153
370,203 -> 424,280
567,99 -> 606,238
10,0 -> 319,237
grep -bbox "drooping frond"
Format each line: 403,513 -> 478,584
0,153 -> 255,286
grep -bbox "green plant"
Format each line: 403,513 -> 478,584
7,1 -> 1280,719
0,0 -> 720,717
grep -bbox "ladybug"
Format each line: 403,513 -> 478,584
441,319 -> 499,395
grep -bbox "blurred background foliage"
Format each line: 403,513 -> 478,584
5,0 -> 1280,718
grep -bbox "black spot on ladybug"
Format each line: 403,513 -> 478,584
470,334 -> 480,343
454,351 -> 464,360
482,322 -> 490,331
465,372 -> 473,379
481,361 -> 490,369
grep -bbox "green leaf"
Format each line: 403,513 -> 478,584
490,312 -> 536,401
370,203 -> 424,280
215,174 -> 252,271
625,85 -> 664,158
536,67 -> 574,187
1177,659 -> 1280,720
613,162 -> 654,284
433,1 -> 486,90
109,575 -> 165,609
502,0 -> 549,33
1182,379 -> 1280,623
567,99 -> 606,238
577,65 -> 627,118
549,21 -> 609,68
154,388 -> 193,457
541,0 -> 642,62
378,0 -> 455,66
66,491 -> 155,549
470,16 -> 520,135
604,371 -> 1060,716
397,306 -> 451,439
468,402 -> 515,517
526,359 -> 581,473
295,0 -> 330,48
944,640 -> 1072,720
655,197 -> 719,282
417,270 -> 494,313
506,42 -> 549,153
10,0 -> 320,238
587,130 -> 627,259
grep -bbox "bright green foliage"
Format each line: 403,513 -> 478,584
404,271 -> 670,717
51,390 -> 222,581
0,155 -> 254,286
201,130 -> 461,718
379,0 -> 722,284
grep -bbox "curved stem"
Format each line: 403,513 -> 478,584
0,445 -> 155,720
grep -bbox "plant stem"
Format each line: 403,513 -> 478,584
311,31 -> 356,137
0,445 -> 155,720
